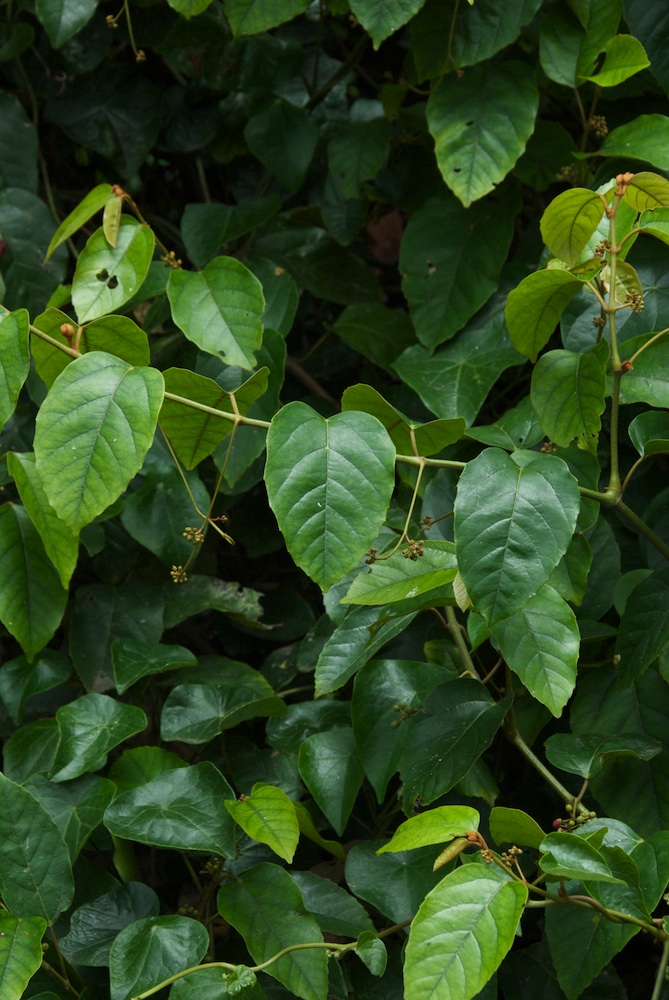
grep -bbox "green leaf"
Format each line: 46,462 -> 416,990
628,409 -> 669,456
348,0 -> 426,49
112,637 -> 196,694
50,694 -> 147,783
505,268 -> 584,361
454,449 -> 581,625
298,727 -> 365,836
540,188 -> 609,266
346,841 -> 445,923
466,396 -> 544,453
0,772 -> 74,922
334,303 -> 415,372
404,865 -> 527,1000
623,171 -> 669,212
0,504 -> 67,661
102,194 -> 123,247
0,310 -> 29,430
71,218 -> 154,323
293,802 -> 345,862
0,650 -> 70,725
7,452 -> 79,587
548,533 -> 592,606
45,183 -> 112,261
225,782 -> 299,862
426,62 -> 538,207
163,576 -> 264,630
2,720 -> 60,785
217,863 -> 327,1000
35,0 -> 97,47
540,832 -> 626,884
34,352 -> 164,532
399,681 -> 512,812
104,762 -> 238,858
0,93 -> 38,192
160,663 -> 285,743
182,197 -> 281,269
617,332 -> 669,408
489,807 -> 546,850
60,882 -> 159,967
171,965 -> 264,999
586,33 -> 649,85
0,912 -> 47,1000
315,606 -> 416,697
167,257 -> 264,370
637,205 -> 669,247
265,402 -> 395,592
341,384 -> 465,456
491,584 -> 580,717
616,569 -> 669,685
245,100 -> 319,193
109,915 -> 208,1000
601,115 -> 669,171
291,871 -> 374,937
160,366 -> 268,469
378,806 -> 480,855
342,540 -> 457,606
544,733 -> 662,779
328,118 -> 389,197
530,342 -> 608,450
166,0 -> 213,15
24,773 -> 115,863
223,0 -> 310,36
393,310 -> 524,425
108,746 -> 187,795
399,192 -> 519,349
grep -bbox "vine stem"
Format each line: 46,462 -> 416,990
445,605 -> 478,679
651,937 -> 669,1000
505,716 -> 590,817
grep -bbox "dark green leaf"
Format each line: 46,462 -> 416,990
315,606 -> 416,697
24,773 -> 116,862
0,94 -> 38,192
342,540 -> 457,606
120,465 -> 211,566
223,0 -> 310,36
35,0 -> 97,47
345,841 -> 445,923
290,871 -> 374,937
162,575 -> 264,629
245,101 -> 319,193
298,727 -> 364,836
628,409 -> 669,456
181,197 -> 281,268
616,569 -> 669,685
50,693 -> 147,782
348,0 -> 426,49
544,732 -> 662,779
60,882 -> 159,967
108,746 -> 187,794
109,915 -> 208,1000
112,637 -> 196,694
341,385 -> 465,456
617,332 -> 669,408
328,118 -> 389,197
334,303 -> 415,371
0,650 -> 70,725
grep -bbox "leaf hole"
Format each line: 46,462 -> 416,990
453,168 -> 461,173
96,268 -> 109,281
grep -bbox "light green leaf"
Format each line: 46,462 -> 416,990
50,694 -> 147,783
0,504 -> 67,661
0,912 -> 47,1000
45,183 -> 112,260
617,332 -> 669,408
265,402 -> 395,592
7,452 -> 79,587
530,341 -> 608,450
623,171 -> 669,212
0,772 -> 74,922
245,100 -> 319,194
454,449 -> 581,625
491,584 -> 580,717
404,865 -> 527,1000
505,269 -> 584,361
349,0 -> 427,49
601,115 -> 669,171
399,191 -> 519,349
217,863 -> 327,1000
35,0 -> 97,48
638,205 -> 669,247
109,915 -> 208,1000
225,782 -> 299,863
223,0 -> 310,36
426,61 -> 538,206
71,218 -> 154,323
540,832 -> 626,884
166,0 -> 213,15
167,257 -> 264,370
489,807 -> 546,850
342,540 -> 457,606
341,384 -> 465,456
356,931 -> 387,977
616,569 -> 669,686
377,806 -> 480,855
586,33 -> 649,86
112,637 -> 196,695
298,727 -> 364,836
0,309 -> 29,429
540,187 -> 609,266
104,762 -> 237,857
628,409 -> 669,456
34,352 -> 164,532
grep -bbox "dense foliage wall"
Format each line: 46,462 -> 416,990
1,1 -> 669,998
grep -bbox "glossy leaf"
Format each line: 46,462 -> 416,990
60,882 -> 160,967
291,871 -> 374,937
616,569 -> 669,685
454,449 -> 580,625
489,807 -> 545,850
345,841 -> 445,923
45,183 -> 112,260
586,33 -> 649,85
399,680 -> 512,812
35,0 -> 97,49
505,268 -> 584,361
0,650 -> 70,725
348,0 -> 426,49
342,540 -> 457,606
0,309 -> 29,429
399,192 -> 518,349
217,863 -> 327,1000
0,912 -> 47,1000
544,733 -> 662,779
540,832 -> 626,884
0,772 -> 74,922
24,772 -> 116,862
167,256 -> 264,370
50,693 -> 147,782
109,915 -> 208,1000
491,584 -> 580,717
0,504 -> 67,660
34,352 -> 164,532
298,727 -> 364,836
108,746 -> 187,794
225,782 -> 299,862
104,762 -> 238,857
540,188 -> 608,266
628,409 -> 669,455
265,402 -> 395,592
426,62 -> 538,206
71,218 -> 154,323
404,865 -> 527,1000
601,115 -> 669,171
341,384 -> 465,456
378,806 -> 480,855
530,342 -> 608,450
623,171 -> 669,212
7,451 -> 79,587
112,637 -> 196,694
